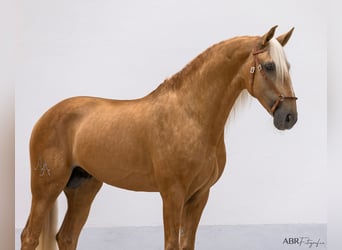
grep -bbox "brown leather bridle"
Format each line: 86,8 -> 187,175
249,48 -> 297,114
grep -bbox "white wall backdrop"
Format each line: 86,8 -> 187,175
15,0 -> 326,228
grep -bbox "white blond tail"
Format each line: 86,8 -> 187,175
36,201 -> 58,250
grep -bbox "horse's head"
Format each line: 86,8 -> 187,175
245,26 -> 297,130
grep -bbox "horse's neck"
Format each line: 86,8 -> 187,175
170,38 -> 255,141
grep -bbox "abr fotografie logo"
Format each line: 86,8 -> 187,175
283,237 -> 325,248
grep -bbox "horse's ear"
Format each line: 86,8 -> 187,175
276,27 -> 295,47
261,25 -> 278,46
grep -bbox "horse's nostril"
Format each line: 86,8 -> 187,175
286,114 -> 292,123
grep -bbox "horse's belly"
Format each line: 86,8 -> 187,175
74,140 -> 158,191
95,163 -> 159,192
74,146 -> 158,191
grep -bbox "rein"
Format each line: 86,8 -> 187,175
249,48 -> 297,114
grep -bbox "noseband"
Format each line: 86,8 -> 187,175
249,48 -> 297,114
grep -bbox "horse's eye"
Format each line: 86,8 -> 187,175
264,62 -> 276,71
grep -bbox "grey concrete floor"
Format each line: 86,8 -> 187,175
16,224 -> 326,250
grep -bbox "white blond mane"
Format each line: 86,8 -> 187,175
269,38 -> 290,82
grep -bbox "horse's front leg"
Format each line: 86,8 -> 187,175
179,189 -> 210,250
161,185 -> 185,250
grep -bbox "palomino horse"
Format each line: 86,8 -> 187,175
21,26 -> 297,250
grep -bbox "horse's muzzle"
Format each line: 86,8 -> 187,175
273,109 -> 298,130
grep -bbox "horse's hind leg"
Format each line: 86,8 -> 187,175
21,197 -> 59,250
56,174 -> 102,250
21,155 -> 70,250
